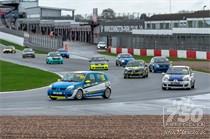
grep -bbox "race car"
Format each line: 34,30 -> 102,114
116,53 -> 135,67
22,48 -> 35,58
48,71 -> 111,100
46,52 -> 64,64
89,56 -> 109,70
162,66 -> 195,90
124,60 -> 149,79
3,46 -> 16,54
149,57 -> 170,73
57,48 -> 70,58
97,41 -> 107,49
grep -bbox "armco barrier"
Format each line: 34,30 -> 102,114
0,31 -> 24,46
109,47 -> 210,60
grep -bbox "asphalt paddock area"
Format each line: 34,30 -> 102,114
0,116 -> 210,139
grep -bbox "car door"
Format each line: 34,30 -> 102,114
83,73 -> 98,97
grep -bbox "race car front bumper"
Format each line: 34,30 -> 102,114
125,71 -> 145,77
90,64 -> 109,70
48,89 -> 77,99
162,81 -> 191,89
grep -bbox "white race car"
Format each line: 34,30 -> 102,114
162,66 -> 195,90
97,41 -> 107,49
3,46 -> 16,54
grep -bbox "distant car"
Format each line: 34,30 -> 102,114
3,46 -> 16,54
97,41 -> 107,49
48,71 -> 111,100
124,60 -> 149,79
46,52 -> 64,64
162,66 -> 195,90
116,53 -> 135,67
89,56 -> 109,70
22,48 -> 35,58
57,48 -> 70,58
149,57 -> 170,73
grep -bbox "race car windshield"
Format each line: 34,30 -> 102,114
99,42 -> 106,44
167,68 -> 189,75
24,49 -> 33,52
49,53 -> 60,57
91,57 -> 107,61
154,58 -> 169,63
62,73 -> 86,82
120,54 -> 132,58
127,61 -> 144,67
58,49 -> 67,52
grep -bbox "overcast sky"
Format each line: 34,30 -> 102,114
39,0 -> 210,15
1,0 -> 209,15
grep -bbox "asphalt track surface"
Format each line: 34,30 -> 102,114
0,44 -> 210,115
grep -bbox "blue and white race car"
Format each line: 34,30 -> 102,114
162,66 -> 195,90
48,71 -> 111,100
116,53 -> 135,67
57,48 -> 70,58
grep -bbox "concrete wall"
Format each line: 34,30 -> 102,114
0,31 -> 24,46
41,9 -> 61,17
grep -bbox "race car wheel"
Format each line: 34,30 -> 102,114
116,62 -> 119,66
103,88 -> 111,99
191,82 -> 195,89
75,90 -> 83,100
162,87 -> 167,90
124,74 -> 128,79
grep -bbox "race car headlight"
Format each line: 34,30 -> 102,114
183,77 -> 190,81
154,64 -> 160,68
49,84 -> 52,88
163,77 -> 169,82
121,59 -> 125,63
67,85 -> 74,90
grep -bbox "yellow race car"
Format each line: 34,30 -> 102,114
89,56 -> 109,70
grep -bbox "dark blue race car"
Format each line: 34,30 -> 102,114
116,53 -> 135,67
149,57 -> 170,73
57,48 -> 70,58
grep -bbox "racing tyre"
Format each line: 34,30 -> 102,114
162,87 -> 167,90
103,88 -> 111,99
116,62 -> 119,66
191,82 -> 195,89
75,90 -> 83,100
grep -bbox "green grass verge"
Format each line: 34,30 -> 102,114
0,60 -> 60,92
99,51 -> 209,63
0,39 -> 25,51
0,39 -> 47,54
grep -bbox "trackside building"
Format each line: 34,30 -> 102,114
99,10 -> 210,60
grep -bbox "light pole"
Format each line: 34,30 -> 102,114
202,5 -> 207,28
203,5 -> 207,10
